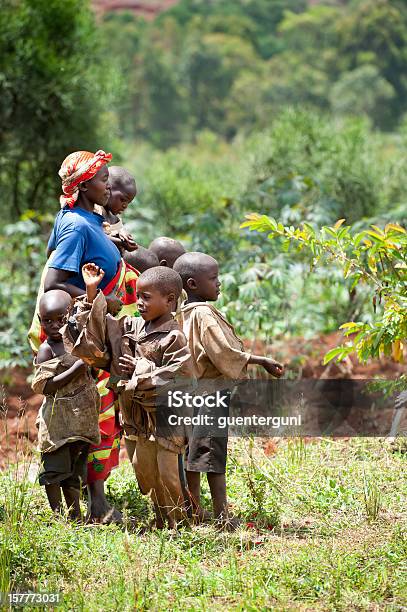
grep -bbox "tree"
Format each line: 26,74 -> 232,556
337,0 -> 407,128
330,65 -> 395,128
0,0 -> 113,220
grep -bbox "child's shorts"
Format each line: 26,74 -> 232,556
185,391 -> 230,474
39,441 -> 89,489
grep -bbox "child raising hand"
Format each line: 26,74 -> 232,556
64,263 -> 194,529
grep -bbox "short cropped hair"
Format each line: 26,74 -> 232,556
138,266 -> 183,299
39,289 -> 72,315
173,252 -> 218,287
148,237 -> 185,267
109,166 -> 137,194
124,246 -> 159,273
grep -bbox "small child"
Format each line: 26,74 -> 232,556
124,245 -> 159,273
148,236 -> 187,314
149,237 -> 186,268
174,252 -> 284,528
66,263 -> 194,528
31,290 -> 100,521
94,166 -> 138,254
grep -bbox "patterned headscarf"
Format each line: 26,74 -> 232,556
58,149 -> 112,208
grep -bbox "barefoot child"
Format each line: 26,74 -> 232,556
65,263 -> 194,528
32,290 -> 100,521
174,252 -> 284,528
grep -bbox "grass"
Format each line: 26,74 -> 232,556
0,437 -> 406,611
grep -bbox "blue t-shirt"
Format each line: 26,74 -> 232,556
48,207 -> 121,291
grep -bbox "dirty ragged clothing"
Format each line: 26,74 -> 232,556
32,353 -> 101,453
178,304 -> 249,474
63,291 -> 194,453
178,302 -> 251,382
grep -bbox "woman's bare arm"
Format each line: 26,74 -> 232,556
44,268 -> 84,297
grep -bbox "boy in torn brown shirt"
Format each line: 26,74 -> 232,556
64,263 -> 194,528
32,290 -> 100,521
174,252 -> 284,528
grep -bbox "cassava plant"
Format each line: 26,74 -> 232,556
241,214 -> 407,365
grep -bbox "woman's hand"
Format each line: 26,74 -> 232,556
82,263 -> 105,303
119,355 -> 138,376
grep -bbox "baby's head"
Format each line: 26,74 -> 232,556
124,246 -> 159,274
39,290 -> 72,341
173,252 -> 220,301
106,166 -> 137,216
148,237 -> 185,268
136,266 -> 183,321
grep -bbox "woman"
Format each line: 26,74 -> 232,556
40,150 -> 138,522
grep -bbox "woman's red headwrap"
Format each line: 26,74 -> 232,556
58,149 -> 112,208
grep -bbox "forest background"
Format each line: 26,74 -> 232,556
1,0 -> 407,368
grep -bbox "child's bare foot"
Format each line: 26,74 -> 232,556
87,480 -> 123,524
192,507 -> 213,524
87,500 -> 123,525
102,506 -> 123,525
215,514 -> 241,532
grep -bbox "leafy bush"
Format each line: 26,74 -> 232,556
0,216 -> 49,368
241,214 -> 407,364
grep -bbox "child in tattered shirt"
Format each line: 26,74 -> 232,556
65,263 -> 194,528
174,252 -> 284,529
32,290 -> 100,521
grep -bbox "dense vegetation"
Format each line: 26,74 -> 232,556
104,0 -> 407,146
1,3 -> 406,608
0,0 -> 406,369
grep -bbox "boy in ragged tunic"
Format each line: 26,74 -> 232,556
64,263 -> 194,528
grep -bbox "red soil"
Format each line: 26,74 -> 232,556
92,0 -> 178,19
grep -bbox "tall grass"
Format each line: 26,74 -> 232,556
362,469 -> 383,523
0,396 -> 38,593
0,433 -> 405,609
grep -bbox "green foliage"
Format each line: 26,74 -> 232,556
240,109 -> 386,224
330,64 -> 396,127
337,0 -> 407,125
100,0 -> 407,144
0,0 -> 118,221
0,216 -> 49,368
241,213 -> 407,364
